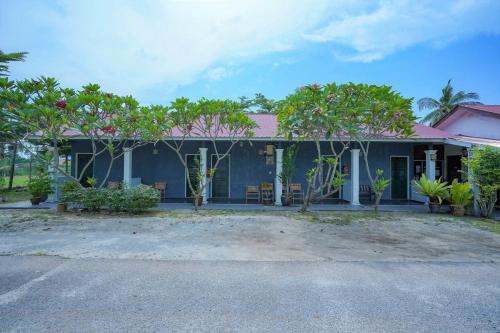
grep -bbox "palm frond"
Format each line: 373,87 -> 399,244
419,109 -> 442,125
417,97 -> 440,110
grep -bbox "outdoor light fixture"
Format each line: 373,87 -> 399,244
431,153 -> 437,161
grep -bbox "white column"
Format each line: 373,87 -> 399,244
123,148 -> 132,187
350,149 -> 360,205
199,147 -> 208,204
275,148 -> 284,206
424,150 -> 437,180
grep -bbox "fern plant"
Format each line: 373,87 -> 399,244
413,175 -> 450,205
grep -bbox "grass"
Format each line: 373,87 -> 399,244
1,175 -> 29,187
1,189 -> 31,203
466,217 -> 500,234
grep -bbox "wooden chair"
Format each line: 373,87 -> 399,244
154,182 -> 167,200
360,185 -> 374,202
107,181 -> 121,189
289,183 -> 304,204
245,185 -> 260,203
260,182 -> 274,205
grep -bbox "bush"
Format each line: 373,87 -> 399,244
27,172 -> 53,198
63,184 -> 160,213
449,179 -> 473,208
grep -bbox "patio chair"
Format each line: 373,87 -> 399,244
260,182 -> 274,205
360,185 -> 375,202
245,185 -> 260,203
154,182 -> 167,200
289,183 -> 304,204
107,181 -> 121,189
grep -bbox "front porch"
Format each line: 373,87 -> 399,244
67,139 -> 472,207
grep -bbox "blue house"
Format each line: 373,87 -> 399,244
64,113 -> 481,206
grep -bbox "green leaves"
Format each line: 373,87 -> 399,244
413,175 -> 451,204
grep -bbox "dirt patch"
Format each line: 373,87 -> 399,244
1,209 -> 500,262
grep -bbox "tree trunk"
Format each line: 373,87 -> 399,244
374,192 -> 382,213
8,142 -> 17,190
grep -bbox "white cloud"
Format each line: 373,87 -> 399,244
304,0 -> 500,62
0,0 -> 499,100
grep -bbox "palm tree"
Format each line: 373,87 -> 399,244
418,79 -> 481,126
0,50 -> 27,76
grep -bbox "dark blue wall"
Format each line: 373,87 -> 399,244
70,139 -> 422,200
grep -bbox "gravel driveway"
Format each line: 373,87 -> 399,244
1,209 -> 499,262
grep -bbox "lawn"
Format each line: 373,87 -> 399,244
0,190 -> 31,203
1,175 -> 29,187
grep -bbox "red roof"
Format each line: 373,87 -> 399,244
460,104 -> 500,116
62,113 -> 451,140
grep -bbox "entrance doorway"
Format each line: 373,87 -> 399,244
447,155 -> 462,182
76,153 -> 94,187
391,156 -> 408,200
211,155 -> 230,198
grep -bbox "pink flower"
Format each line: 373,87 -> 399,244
186,124 -> 193,132
55,100 -> 67,109
101,125 -> 115,134
309,83 -> 321,90
326,94 -> 336,103
105,93 -> 113,98
313,107 -> 322,115
393,112 -> 401,119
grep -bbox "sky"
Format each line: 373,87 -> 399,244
1,0 -> 500,119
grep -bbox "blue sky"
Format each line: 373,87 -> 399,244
1,0 -> 500,119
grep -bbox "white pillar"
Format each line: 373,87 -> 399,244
123,148 -> 132,187
424,150 -> 437,180
275,148 -> 284,206
199,147 -> 208,204
350,149 -> 360,205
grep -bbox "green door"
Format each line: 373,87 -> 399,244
391,157 -> 408,200
211,155 -> 230,198
185,154 -> 200,198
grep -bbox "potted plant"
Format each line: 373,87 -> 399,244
59,180 -> 80,212
413,175 -> 450,213
27,172 -> 53,205
449,179 -> 473,217
278,145 -> 298,206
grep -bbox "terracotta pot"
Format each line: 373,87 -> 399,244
428,202 -> 441,213
30,197 -> 42,206
56,203 -> 67,213
451,205 -> 465,217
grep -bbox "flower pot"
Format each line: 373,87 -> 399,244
56,203 -> 67,213
281,195 -> 291,206
193,196 -> 203,206
428,202 -> 441,213
30,197 -> 42,206
451,205 -> 465,217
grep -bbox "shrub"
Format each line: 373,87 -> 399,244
121,185 -> 160,213
63,184 -> 160,213
27,172 -> 53,198
60,180 -> 81,204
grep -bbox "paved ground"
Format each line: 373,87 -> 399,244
1,210 -> 500,332
1,256 -> 499,332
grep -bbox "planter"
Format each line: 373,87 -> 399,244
451,205 -> 465,217
193,196 -> 204,206
428,202 -> 441,213
281,195 -> 291,206
30,197 -> 42,206
56,203 -> 67,213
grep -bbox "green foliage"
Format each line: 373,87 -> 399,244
27,172 -> 53,198
418,79 -> 481,125
462,146 -> 500,217
449,179 -> 473,207
0,50 -> 27,76
413,175 -> 450,204
373,169 -> 390,196
63,184 -> 160,213
86,177 -> 97,188
279,144 -> 299,195
60,180 -> 81,204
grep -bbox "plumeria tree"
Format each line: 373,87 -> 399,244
149,98 -> 256,209
0,77 -> 154,192
277,83 -> 359,212
347,83 -> 415,211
